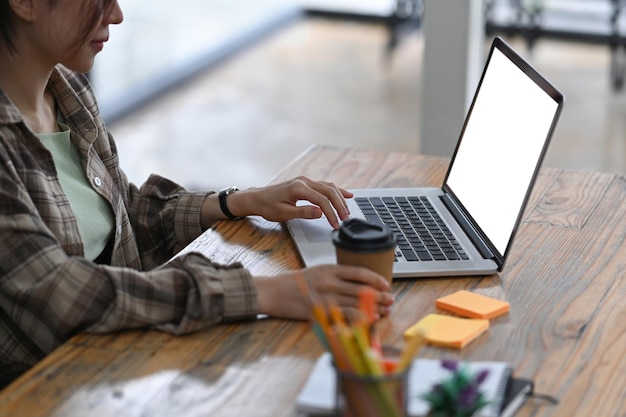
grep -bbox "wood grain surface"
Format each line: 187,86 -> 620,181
1,145 -> 624,417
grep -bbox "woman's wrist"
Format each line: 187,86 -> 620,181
254,276 -> 274,316
200,193 -> 220,229
254,274 -> 308,320
223,188 -> 253,219
200,188 -> 257,229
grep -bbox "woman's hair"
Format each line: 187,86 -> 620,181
0,0 -> 15,52
0,0 -> 116,54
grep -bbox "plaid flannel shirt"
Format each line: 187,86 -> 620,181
0,66 -> 257,387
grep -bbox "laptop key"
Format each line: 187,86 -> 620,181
364,214 -> 384,227
416,251 -> 433,261
401,248 -> 419,262
445,252 -> 460,260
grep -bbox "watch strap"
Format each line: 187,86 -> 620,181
218,187 -> 243,220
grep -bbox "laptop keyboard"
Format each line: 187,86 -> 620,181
354,196 -> 469,262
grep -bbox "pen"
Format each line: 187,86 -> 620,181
398,330 -> 427,371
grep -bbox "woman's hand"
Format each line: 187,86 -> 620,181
235,176 -> 353,229
254,264 -> 394,322
201,176 -> 353,230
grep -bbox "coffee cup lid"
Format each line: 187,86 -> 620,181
332,218 -> 396,252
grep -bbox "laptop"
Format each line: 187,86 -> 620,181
286,37 -> 564,278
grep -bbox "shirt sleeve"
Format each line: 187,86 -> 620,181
126,172 -> 209,269
0,157 -> 258,366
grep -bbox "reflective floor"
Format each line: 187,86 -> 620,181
107,17 -> 626,191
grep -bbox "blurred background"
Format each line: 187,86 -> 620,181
90,0 -> 626,190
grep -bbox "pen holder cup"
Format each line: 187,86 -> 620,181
335,366 -> 410,417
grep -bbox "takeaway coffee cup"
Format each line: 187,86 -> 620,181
332,218 -> 397,283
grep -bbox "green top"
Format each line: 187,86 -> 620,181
37,123 -> 114,260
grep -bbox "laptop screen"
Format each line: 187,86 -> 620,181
444,40 -> 562,259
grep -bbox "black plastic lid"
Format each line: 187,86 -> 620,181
332,218 -> 396,252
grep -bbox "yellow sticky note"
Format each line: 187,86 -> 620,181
404,314 -> 489,349
436,290 -> 510,319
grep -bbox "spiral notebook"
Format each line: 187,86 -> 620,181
296,353 -> 531,417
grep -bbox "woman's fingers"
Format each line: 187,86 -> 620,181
304,179 -> 352,220
255,265 -> 393,322
284,177 -> 351,228
304,265 -> 394,318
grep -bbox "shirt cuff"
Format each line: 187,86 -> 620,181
219,265 -> 258,322
174,191 -> 213,245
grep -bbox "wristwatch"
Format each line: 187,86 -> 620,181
218,186 -> 243,220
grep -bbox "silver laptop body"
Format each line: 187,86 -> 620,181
287,37 -> 564,278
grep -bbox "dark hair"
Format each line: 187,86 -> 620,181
0,0 -> 15,52
0,0 -> 116,54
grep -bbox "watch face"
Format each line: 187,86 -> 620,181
220,186 -> 239,195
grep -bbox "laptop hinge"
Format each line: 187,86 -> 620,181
440,194 -> 495,260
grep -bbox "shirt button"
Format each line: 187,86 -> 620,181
94,177 -> 102,187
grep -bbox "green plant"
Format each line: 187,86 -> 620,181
422,360 -> 490,417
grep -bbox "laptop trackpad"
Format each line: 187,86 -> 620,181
300,217 -> 333,243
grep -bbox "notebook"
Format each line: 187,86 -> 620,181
296,353 -> 531,417
500,376 -> 534,417
286,37 -> 564,278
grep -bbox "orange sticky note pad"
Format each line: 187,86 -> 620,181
404,314 -> 489,349
436,290 -> 510,319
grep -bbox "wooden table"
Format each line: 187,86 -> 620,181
1,145 -> 624,417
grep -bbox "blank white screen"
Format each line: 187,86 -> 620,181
446,48 -> 559,255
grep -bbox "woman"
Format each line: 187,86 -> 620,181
0,0 -> 394,388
